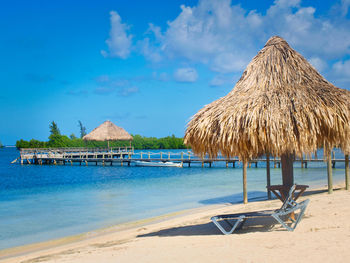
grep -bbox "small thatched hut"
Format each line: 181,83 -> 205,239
185,36 -> 350,202
83,120 -> 133,147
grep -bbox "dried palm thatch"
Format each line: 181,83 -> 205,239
83,120 -> 133,141
185,36 -> 350,160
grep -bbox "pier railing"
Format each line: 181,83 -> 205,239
20,147 -> 134,159
20,147 -> 134,153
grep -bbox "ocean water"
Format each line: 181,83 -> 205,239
0,147 -> 347,249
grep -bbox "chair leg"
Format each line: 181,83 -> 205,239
290,199 -> 310,230
272,199 -> 310,231
211,215 -> 246,235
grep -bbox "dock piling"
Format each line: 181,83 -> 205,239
266,154 -> 271,199
345,154 -> 349,190
327,150 -> 333,194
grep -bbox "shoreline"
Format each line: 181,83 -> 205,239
1,180 -> 348,262
0,203 -> 228,260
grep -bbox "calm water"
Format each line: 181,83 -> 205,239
0,147 -> 346,249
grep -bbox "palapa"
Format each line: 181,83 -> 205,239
83,120 -> 133,143
184,36 -> 350,200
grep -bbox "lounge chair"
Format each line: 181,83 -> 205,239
211,185 -> 310,235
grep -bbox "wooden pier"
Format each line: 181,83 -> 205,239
17,147 -> 134,165
14,148 -> 347,168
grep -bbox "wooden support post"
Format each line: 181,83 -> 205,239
281,153 -> 294,196
345,155 -> 349,190
301,155 -> 304,168
226,161 -> 228,168
232,161 -> 235,168
327,151 -> 333,194
202,162 -> 204,168
181,152 -> 183,160
160,152 -> 163,159
168,152 -> 170,160
332,161 -> 336,169
266,154 -> 271,200
255,162 -> 258,168
243,160 -> 248,204
148,152 -> 150,159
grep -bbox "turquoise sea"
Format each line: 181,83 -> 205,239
0,147 -> 347,250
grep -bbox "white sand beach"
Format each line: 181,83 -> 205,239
1,183 -> 350,263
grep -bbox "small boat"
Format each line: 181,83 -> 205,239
134,161 -> 182,167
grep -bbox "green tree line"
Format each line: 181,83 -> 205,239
16,121 -> 188,150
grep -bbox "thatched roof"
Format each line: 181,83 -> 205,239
83,120 -> 133,141
184,36 -> 350,160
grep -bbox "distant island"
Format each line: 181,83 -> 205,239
16,121 -> 188,150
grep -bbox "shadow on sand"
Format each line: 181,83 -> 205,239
138,187 -> 338,238
138,214 -> 284,238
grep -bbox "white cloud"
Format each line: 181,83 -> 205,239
101,11 -> 132,59
329,59 -> 350,88
141,0 -> 350,74
152,72 -> 169,82
210,74 -> 233,87
94,87 -> 116,95
333,0 -> 350,17
174,68 -> 198,82
332,59 -> 350,76
66,90 -> 88,97
341,0 -> 350,16
118,87 -> 139,97
93,76 -> 139,96
308,57 -> 327,72
138,38 -> 162,62
95,75 -> 110,83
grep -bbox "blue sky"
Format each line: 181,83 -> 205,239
1,0 -> 350,145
